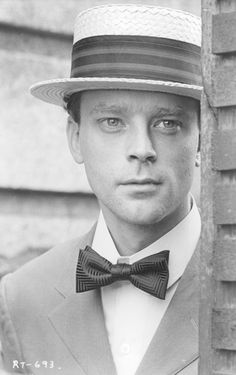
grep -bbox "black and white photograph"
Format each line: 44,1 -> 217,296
0,1 -> 236,374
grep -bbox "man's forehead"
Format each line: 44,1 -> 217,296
80,89 -> 197,116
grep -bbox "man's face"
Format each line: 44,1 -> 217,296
70,90 -> 199,226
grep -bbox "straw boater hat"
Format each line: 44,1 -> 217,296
30,4 -> 202,107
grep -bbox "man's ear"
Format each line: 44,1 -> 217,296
66,115 -> 83,164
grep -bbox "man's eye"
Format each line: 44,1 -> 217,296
98,117 -> 124,131
162,120 -> 176,128
104,118 -> 121,127
108,118 -> 120,126
152,119 -> 181,131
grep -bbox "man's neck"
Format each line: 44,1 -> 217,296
100,197 -> 191,256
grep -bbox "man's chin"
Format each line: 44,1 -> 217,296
116,205 -> 168,226
100,195 -> 173,226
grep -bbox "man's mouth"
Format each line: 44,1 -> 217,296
121,178 -> 160,185
120,178 -> 161,195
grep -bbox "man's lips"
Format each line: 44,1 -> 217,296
119,178 -> 162,197
121,178 -> 160,185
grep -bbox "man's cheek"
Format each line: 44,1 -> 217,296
179,159 -> 195,182
168,155 -> 193,183
179,146 -> 196,167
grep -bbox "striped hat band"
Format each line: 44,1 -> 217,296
71,35 -> 201,86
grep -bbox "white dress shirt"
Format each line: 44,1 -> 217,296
92,199 -> 201,375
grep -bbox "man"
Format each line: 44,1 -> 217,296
0,4 -> 202,375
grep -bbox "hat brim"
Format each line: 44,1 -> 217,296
30,77 -> 202,107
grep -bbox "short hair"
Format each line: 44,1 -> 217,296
64,92 -> 82,124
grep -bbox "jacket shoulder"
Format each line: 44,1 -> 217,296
0,227 -> 95,372
0,225 -> 96,320
4,235 -> 86,289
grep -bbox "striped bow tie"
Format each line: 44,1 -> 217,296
76,246 -> 169,299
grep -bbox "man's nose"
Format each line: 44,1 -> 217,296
126,121 -> 157,163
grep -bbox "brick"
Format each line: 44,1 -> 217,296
212,12 -> 236,54
214,185 -> 236,224
212,130 -> 236,171
213,62 -> 236,107
214,238 -> 236,281
212,308 -> 236,350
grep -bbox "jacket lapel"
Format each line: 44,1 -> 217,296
48,226 -> 117,375
136,241 -> 200,375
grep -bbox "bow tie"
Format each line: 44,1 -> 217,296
76,246 -> 169,299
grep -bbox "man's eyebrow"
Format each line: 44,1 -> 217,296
151,106 -> 186,117
89,103 -> 129,115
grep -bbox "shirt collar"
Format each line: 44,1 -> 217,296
92,197 -> 201,288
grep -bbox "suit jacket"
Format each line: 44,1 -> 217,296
0,225 -> 200,375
